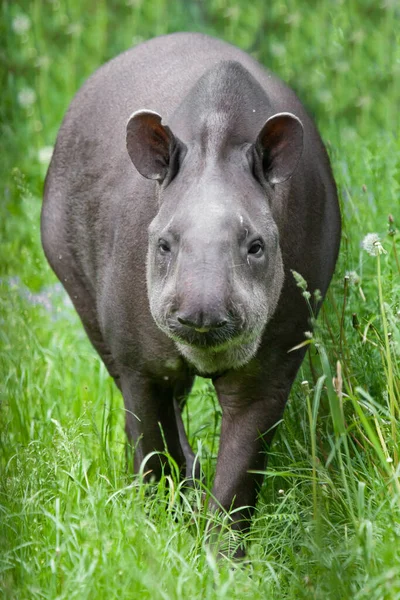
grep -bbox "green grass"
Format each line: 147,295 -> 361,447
1,1 -> 400,598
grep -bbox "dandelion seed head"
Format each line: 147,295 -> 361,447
318,89 -> 333,105
132,35 -> 145,46
357,95 -> 372,108
351,30 -> 365,44
345,270 -> 360,286
38,146 -> 53,165
66,22 -> 83,36
35,55 -> 51,69
12,14 -> 31,35
362,233 -> 379,254
18,87 -> 36,108
285,11 -> 301,27
225,6 -> 240,19
270,42 -> 286,58
361,233 -> 387,256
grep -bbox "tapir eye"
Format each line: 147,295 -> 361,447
158,239 -> 171,254
248,240 -> 264,257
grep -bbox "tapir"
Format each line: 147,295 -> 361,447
41,32 -> 341,549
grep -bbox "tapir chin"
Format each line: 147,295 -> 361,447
42,32 -> 341,554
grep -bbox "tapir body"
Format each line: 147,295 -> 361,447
42,32 -> 340,551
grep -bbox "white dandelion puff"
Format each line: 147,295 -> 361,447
318,89 -> 333,105
131,35 -> 145,45
35,55 -> 51,69
361,233 -> 387,256
270,42 -> 286,58
66,22 -> 83,36
345,270 -> 360,286
286,12 -> 301,27
12,14 -> 31,35
38,146 -> 53,165
18,87 -> 36,108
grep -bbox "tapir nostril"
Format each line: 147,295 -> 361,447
177,316 -> 196,327
177,315 -> 228,331
214,320 -> 227,329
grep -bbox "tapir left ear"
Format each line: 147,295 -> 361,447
126,110 -> 184,182
254,112 -> 304,185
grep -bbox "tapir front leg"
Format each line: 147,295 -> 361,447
119,369 -> 188,478
211,355 -> 303,553
211,392 -> 286,523
212,397 -> 283,510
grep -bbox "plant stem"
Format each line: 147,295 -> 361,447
377,253 -> 398,465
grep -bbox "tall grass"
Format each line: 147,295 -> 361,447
1,1 -> 400,598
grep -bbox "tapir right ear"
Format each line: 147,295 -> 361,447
126,110 -> 183,182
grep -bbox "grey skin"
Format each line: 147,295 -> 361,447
42,32 -> 341,552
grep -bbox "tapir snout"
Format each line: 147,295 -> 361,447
169,285 -> 239,348
168,247 -> 239,345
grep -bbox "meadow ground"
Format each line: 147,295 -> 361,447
1,1 -> 400,598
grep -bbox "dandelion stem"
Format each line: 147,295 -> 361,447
376,253 -> 398,465
339,276 -> 348,357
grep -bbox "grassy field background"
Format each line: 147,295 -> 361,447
1,1 -> 400,598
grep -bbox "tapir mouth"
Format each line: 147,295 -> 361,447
166,317 -> 242,349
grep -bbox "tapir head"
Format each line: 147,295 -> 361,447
126,106 -> 303,374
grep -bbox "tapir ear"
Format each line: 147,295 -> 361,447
126,110 -> 183,182
255,112 -> 304,185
